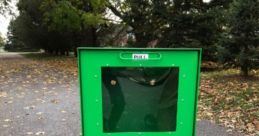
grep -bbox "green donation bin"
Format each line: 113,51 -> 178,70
78,48 -> 201,136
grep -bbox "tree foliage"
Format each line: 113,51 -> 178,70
107,0 -> 233,60
0,0 -> 11,15
40,1 -> 82,32
40,0 -> 105,31
5,0 -> 46,51
218,0 -> 259,76
6,0 -> 107,55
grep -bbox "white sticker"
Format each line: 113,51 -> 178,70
132,54 -> 149,60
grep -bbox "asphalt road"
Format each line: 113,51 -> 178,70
0,53 -> 245,136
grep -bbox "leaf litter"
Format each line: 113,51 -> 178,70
198,69 -> 259,135
0,54 -> 257,135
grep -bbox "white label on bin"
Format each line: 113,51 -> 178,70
132,54 -> 149,60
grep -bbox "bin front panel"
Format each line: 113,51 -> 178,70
78,48 -> 201,136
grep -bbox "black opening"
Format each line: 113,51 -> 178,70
102,67 -> 179,132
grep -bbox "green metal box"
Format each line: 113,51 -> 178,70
78,48 -> 201,136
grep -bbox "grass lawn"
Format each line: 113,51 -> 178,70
198,69 -> 259,135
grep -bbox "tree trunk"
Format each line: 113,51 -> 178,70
74,47 -> 78,57
241,46 -> 250,77
241,65 -> 249,77
65,49 -> 69,56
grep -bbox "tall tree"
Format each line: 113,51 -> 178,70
5,0 -> 47,51
5,16 -> 40,52
108,0 -> 233,60
6,0 -> 107,55
40,0 -> 107,49
218,0 -> 259,76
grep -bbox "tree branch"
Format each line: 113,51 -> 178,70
107,2 -> 123,19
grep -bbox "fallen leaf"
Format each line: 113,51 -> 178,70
4,119 -> 11,122
51,99 -> 59,104
7,101 -> 13,104
0,91 -> 7,97
26,132 -> 33,135
35,131 -> 45,135
247,123 -> 255,132
253,120 -> 259,130
36,112 -> 43,115
2,124 -> 9,128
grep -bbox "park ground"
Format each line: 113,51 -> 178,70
0,53 -> 258,136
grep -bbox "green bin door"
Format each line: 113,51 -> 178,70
78,48 -> 201,136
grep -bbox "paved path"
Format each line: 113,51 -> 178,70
0,53 -> 245,136
0,52 -> 25,59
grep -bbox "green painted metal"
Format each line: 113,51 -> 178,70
78,48 -> 201,136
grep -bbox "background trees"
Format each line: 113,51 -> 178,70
5,0 -> 46,52
218,0 -> 259,76
5,0 -> 106,55
3,0 -> 259,76
107,0 -> 233,59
